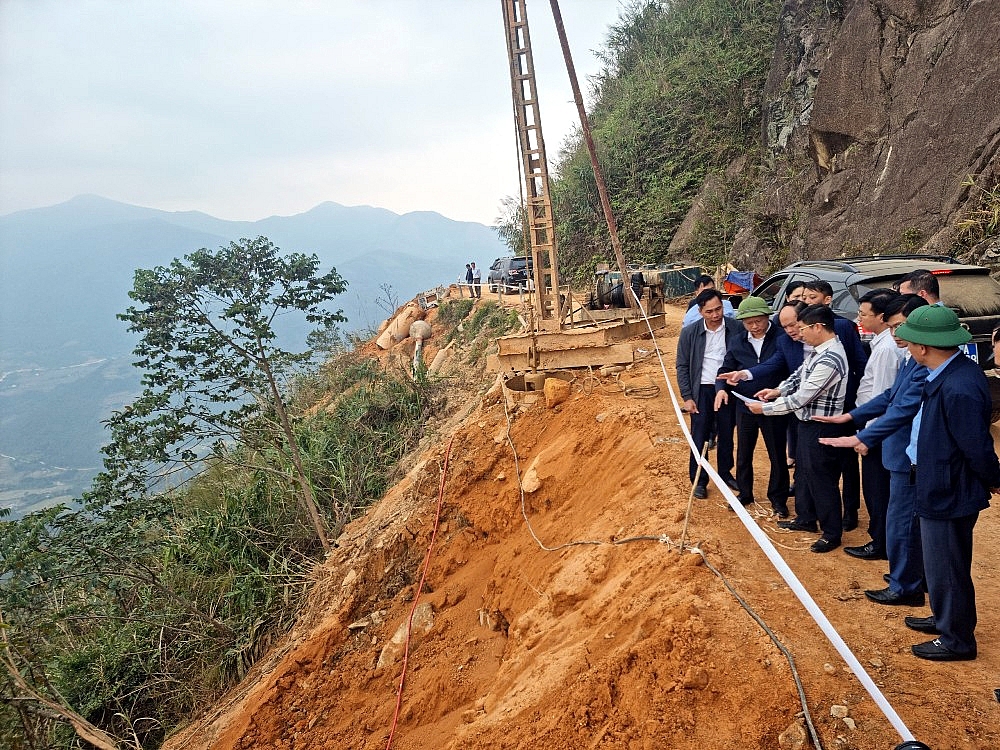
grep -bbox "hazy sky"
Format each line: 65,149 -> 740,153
0,1 -> 625,225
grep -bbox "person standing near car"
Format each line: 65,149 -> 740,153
747,304 -> 850,552
464,263 -> 474,297
818,295 -> 929,602
471,262 -> 482,298
840,289 -> 902,559
896,269 -> 941,305
676,289 -> 742,499
682,275 -> 736,326
714,297 -> 790,515
892,305 -> 1000,660
802,279 -> 868,531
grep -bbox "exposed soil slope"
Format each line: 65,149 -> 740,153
165,300 -> 1000,750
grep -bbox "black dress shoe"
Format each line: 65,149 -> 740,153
693,485 -> 708,499
911,638 -> 976,661
778,519 -> 818,532
904,616 -> 940,635
771,504 -> 790,519
810,537 -> 840,553
864,587 -> 925,606
842,513 -> 858,532
723,476 -> 741,493
844,542 -> 887,560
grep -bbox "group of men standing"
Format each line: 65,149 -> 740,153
676,271 -> 999,662
464,262 -> 482,298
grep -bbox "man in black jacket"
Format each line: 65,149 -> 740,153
714,297 -> 790,515
676,289 -> 742,498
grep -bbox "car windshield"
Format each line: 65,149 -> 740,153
511,258 -> 529,269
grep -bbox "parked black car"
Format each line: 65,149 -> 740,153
487,256 -> 533,292
751,255 -> 1000,366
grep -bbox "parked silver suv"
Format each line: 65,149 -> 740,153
752,255 -> 1000,365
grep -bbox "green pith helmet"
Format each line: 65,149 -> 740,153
735,296 -> 772,320
893,304 -> 971,347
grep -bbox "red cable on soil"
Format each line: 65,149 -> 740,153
385,433 -> 454,750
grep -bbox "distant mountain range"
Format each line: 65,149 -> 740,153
0,196 -> 506,516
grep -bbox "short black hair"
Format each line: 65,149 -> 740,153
897,269 -> 939,297
797,303 -> 835,331
804,280 -> 834,298
694,274 -> 715,289
694,288 -> 723,309
858,288 -> 899,316
785,280 -> 805,296
883,293 -> 928,319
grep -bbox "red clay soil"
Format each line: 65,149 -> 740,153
164,301 -> 1000,750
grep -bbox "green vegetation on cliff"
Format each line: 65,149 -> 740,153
552,0 -> 781,282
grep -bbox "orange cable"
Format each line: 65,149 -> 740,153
385,433 -> 454,749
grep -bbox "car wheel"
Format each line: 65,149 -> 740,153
489,283 -> 497,293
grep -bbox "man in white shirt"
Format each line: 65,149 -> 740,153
471,262 -> 482,298
676,289 -> 742,498
841,289 -> 904,559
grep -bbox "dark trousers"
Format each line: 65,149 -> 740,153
795,420 -> 848,541
688,384 -> 735,487
886,470 -> 925,596
920,513 -> 979,655
735,409 -> 789,508
860,445 -> 890,553
840,450 -> 861,516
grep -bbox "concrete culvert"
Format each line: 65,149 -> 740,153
409,320 -> 432,341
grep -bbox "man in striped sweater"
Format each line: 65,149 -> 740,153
747,304 -> 850,552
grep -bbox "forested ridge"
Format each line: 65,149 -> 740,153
0,238 -> 518,748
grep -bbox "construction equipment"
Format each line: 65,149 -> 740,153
501,0 -> 561,327
590,263 -> 702,318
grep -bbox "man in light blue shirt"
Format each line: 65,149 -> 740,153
682,275 -> 735,326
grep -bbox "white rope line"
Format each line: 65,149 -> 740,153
630,289 -> 917,745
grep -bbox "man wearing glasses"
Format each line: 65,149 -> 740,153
746,304 -> 850,552
818,295 -> 930,604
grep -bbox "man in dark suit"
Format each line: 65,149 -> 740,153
714,296 -> 789,515
894,305 -> 1000,661
676,289 -> 742,498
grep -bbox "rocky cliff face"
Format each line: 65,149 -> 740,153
739,0 -> 1000,266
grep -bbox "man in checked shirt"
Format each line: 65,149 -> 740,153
747,304 -> 851,552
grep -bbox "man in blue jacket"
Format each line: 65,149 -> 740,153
818,296 -> 929,603
714,296 -> 790,515
676,289 -> 742,498
894,305 -> 1000,660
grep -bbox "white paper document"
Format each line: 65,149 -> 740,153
732,392 -> 766,407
